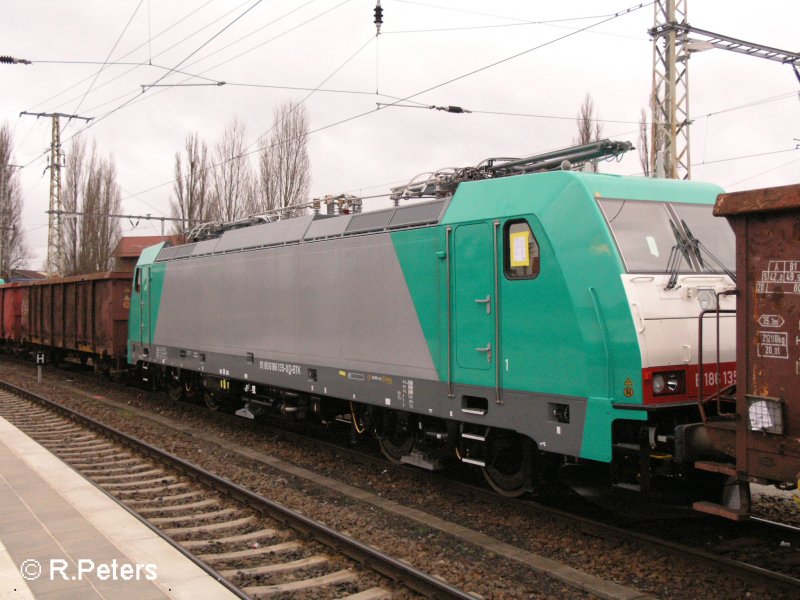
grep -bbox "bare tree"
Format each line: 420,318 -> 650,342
63,137 -> 88,274
574,93 -> 603,173
96,157 -> 122,270
0,122 -> 29,278
62,139 -> 122,274
170,132 -> 211,234
210,117 -> 253,223
256,101 -> 311,216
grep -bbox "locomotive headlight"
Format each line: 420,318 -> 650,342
652,371 -> 684,396
697,288 -> 717,311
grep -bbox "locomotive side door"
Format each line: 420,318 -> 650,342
453,223 -> 495,374
136,266 -> 152,347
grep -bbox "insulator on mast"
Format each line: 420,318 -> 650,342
373,1 -> 383,35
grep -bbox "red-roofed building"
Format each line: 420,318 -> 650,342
111,235 -> 184,272
3,269 -> 47,283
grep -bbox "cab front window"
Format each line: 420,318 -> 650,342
598,199 -> 689,272
598,198 -> 735,275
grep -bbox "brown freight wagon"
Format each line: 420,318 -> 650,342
1,272 -> 133,373
0,283 -> 26,343
694,183 -> 800,519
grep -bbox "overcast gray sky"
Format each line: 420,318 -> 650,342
2,0 -> 798,268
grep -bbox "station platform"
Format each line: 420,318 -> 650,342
0,415 -> 239,600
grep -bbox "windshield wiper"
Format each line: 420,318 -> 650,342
681,219 -> 736,283
665,220 -> 691,290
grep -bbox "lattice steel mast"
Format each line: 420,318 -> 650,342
649,0 -> 800,180
20,112 -> 92,276
649,0 -> 690,180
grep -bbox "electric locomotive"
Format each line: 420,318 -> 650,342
126,140 -> 742,504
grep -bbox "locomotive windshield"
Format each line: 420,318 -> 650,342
598,198 -> 735,275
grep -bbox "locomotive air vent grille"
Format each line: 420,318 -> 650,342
346,210 -> 393,234
387,200 -> 445,229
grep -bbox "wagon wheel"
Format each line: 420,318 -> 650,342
482,429 -> 527,497
50,350 -> 64,368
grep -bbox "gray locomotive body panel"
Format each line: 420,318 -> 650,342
153,231 -> 439,383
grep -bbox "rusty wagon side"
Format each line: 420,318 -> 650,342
693,183 -> 800,519
0,272 -> 132,372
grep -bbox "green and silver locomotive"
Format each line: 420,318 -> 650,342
128,142 -> 739,504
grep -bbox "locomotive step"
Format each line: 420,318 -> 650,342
694,460 -> 737,476
692,500 -> 749,521
612,442 -> 641,454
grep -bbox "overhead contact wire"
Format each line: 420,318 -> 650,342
119,0 -> 653,203
71,0 -> 144,117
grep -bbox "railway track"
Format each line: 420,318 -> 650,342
0,379 -> 475,600
518,497 -> 800,591
3,362 -> 800,598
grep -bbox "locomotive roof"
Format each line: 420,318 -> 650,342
151,171 -> 723,265
154,197 -> 449,262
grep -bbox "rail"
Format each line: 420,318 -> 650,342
0,379 -> 475,599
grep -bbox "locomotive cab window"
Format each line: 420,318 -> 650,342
598,198 -> 735,274
134,268 -> 141,292
504,220 -> 540,279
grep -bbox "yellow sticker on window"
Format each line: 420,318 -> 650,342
509,231 -> 530,267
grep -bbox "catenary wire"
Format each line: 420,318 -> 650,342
19,0 -> 269,167
70,0 -> 144,118
247,33 -> 375,151
23,0 -> 645,170
394,0 -> 615,24
63,0 -> 344,142
47,0 -> 257,112
117,1 -> 653,204
726,156 -> 800,188
30,0 -> 223,111
693,147 -> 799,167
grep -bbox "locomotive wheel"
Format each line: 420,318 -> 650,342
483,429 -> 527,497
203,388 -> 221,412
378,431 -> 415,463
167,372 -> 184,402
152,368 -> 165,391
375,410 -> 415,464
